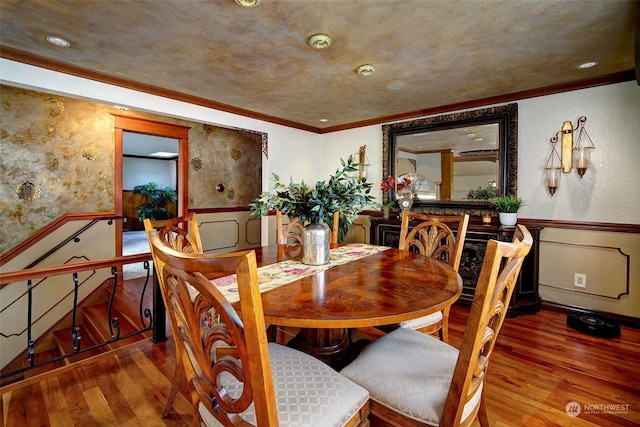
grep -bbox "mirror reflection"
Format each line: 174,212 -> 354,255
382,103 -> 518,210
396,123 -> 499,200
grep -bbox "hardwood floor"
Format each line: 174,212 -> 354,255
2,304 -> 638,426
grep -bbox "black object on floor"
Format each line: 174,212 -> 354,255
567,312 -> 621,338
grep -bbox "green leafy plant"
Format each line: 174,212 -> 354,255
133,182 -> 177,221
467,183 -> 498,200
491,195 -> 524,213
249,156 -> 374,240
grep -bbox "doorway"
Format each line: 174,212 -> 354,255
121,132 -> 179,278
114,115 -> 190,264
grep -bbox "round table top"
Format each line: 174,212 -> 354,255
249,244 -> 462,329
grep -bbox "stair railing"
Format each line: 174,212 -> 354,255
0,253 -> 166,382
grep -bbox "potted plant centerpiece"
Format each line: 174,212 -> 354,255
492,195 -> 524,226
249,156 -> 373,265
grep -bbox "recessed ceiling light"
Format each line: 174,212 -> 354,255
319,118 -> 329,123
474,137 -> 483,142
309,33 -> 332,49
150,151 -> 178,158
385,81 -> 407,90
234,0 -> 261,7
46,35 -> 70,48
577,61 -> 598,69
357,64 -> 376,76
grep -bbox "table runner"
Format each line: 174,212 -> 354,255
212,243 -> 389,303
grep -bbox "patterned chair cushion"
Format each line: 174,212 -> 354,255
199,342 -> 369,426
399,310 -> 443,330
340,327 -> 481,426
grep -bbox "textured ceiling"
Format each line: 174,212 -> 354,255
0,0 -> 637,132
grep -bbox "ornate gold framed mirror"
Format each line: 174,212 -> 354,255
382,103 -> 518,214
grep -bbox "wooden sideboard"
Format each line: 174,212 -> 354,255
369,216 -> 543,316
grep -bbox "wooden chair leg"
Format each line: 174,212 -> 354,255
440,307 -> 451,343
266,324 -> 277,342
477,395 -> 490,427
162,359 -> 184,418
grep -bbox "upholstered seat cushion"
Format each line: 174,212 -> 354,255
200,342 -> 369,426
340,327 -> 481,426
399,310 -> 443,330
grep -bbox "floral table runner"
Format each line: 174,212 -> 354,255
212,243 -> 389,303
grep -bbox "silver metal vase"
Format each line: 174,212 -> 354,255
301,222 -> 330,265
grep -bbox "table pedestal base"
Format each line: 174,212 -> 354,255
287,328 -> 362,370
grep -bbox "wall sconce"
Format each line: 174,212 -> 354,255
544,140 -> 562,195
545,116 -> 596,196
356,145 -> 370,180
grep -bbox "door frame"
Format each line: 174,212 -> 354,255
113,115 -> 190,257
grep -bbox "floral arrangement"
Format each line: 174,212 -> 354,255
380,175 -> 395,192
397,173 -> 426,195
379,176 -> 398,209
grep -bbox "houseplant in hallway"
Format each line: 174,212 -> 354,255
133,182 -> 177,222
249,156 -> 374,265
492,195 -> 524,226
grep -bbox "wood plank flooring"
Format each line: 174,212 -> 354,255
2,304 -> 638,426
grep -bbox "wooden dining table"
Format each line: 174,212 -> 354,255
228,243 -> 462,369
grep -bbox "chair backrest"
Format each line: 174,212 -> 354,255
441,224 -> 532,426
143,213 -> 203,282
276,209 -> 340,245
398,211 -> 469,270
275,209 -> 304,245
147,229 -> 279,426
330,210 -> 340,244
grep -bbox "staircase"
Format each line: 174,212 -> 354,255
14,276 -> 153,382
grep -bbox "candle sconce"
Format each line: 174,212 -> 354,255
355,145 -> 370,180
544,116 -> 596,196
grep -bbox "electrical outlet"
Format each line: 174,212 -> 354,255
574,273 -> 587,288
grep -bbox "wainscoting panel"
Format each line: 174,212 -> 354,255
538,227 -> 639,319
199,219 -> 240,252
540,240 -> 628,299
197,211 -> 260,253
345,216 -> 370,244
246,217 -> 261,246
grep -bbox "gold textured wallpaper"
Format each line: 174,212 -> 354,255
0,85 -> 262,254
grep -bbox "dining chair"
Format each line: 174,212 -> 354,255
397,212 -> 469,342
340,225 -> 532,427
147,230 -> 371,426
143,213 -> 203,418
359,212 -> 469,343
276,209 -> 340,244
